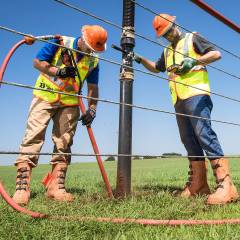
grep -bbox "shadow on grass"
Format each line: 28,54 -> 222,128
30,192 -> 39,199
67,187 -> 86,195
135,184 -> 182,194
29,188 -> 86,199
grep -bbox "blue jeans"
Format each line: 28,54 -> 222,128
174,95 -> 224,161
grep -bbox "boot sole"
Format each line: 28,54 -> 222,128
12,197 -> 30,206
45,193 -> 74,202
174,186 -> 210,198
12,201 -> 29,206
206,195 -> 239,205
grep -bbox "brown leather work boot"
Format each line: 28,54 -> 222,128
42,162 -> 74,202
12,162 -> 32,205
179,160 -> 210,197
207,158 -> 238,205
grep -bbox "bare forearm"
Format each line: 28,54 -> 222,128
133,53 -> 161,73
140,58 -> 160,73
88,84 -> 98,110
197,50 -> 221,65
33,59 -> 58,77
88,95 -> 98,109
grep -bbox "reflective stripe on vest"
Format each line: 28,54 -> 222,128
33,36 -> 99,105
164,33 -> 210,105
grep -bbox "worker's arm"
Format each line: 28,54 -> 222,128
176,34 -> 222,75
33,58 -> 58,76
33,59 -> 76,78
87,83 -> 99,110
196,50 -> 221,66
139,57 -> 161,73
134,51 -> 165,73
79,83 -> 98,127
193,33 -> 221,65
33,38 -> 75,78
33,38 -> 60,76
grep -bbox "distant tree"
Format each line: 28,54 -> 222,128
162,152 -> 182,158
143,156 -> 158,159
105,156 -> 115,161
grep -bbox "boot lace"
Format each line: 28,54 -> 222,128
212,163 -> 229,189
57,168 -> 67,190
16,167 -> 29,191
185,164 -> 193,187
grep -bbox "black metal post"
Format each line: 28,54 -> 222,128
116,0 -> 135,197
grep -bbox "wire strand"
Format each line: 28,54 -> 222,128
52,0 -> 240,81
2,80 -> 240,127
0,151 -> 239,159
131,0 -> 240,60
1,25 -> 240,105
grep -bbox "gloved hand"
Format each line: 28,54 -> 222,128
167,64 -> 181,73
175,57 -> 197,75
79,107 -> 96,127
56,66 -> 76,78
132,52 -> 142,64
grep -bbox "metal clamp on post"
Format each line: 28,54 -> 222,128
121,26 -> 135,39
120,26 -> 135,81
119,67 -> 134,80
121,26 -> 135,50
111,44 -> 134,81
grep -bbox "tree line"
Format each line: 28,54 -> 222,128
105,152 -> 182,161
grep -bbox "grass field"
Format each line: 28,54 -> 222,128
1,158 -> 240,240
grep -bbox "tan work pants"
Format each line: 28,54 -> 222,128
15,97 -> 80,167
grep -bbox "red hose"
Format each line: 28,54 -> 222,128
49,215 -> 240,226
0,39 -> 47,218
0,40 -> 25,87
78,98 -> 113,198
0,181 -> 46,218
67,40 -> 113,198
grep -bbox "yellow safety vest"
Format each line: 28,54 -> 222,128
164,33 -> 210,105
33,36 -> 99,106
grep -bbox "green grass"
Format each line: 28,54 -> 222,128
1,158 -> 240,240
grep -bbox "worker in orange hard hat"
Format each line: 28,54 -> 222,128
153,13 -> 176,38
12,25 -> 108,205
133,14 -> 238,205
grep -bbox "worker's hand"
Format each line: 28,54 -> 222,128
79,107 -> 96,127
132,52 -> 142,64
56,66 -> 76,78
176,57 -> 197,75
167,64 -> 182,73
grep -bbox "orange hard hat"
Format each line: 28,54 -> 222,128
81,25 -> 108,52
152,14 -> 176,37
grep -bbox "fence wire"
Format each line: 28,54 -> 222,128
52,0 -> 240,81
0,3 -> 239,165
2,80 -> 240,127
0,151 -> 239,159
1,25 -> 240,106
131,0 -> 240,60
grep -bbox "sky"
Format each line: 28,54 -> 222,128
0,0 -> 240,166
